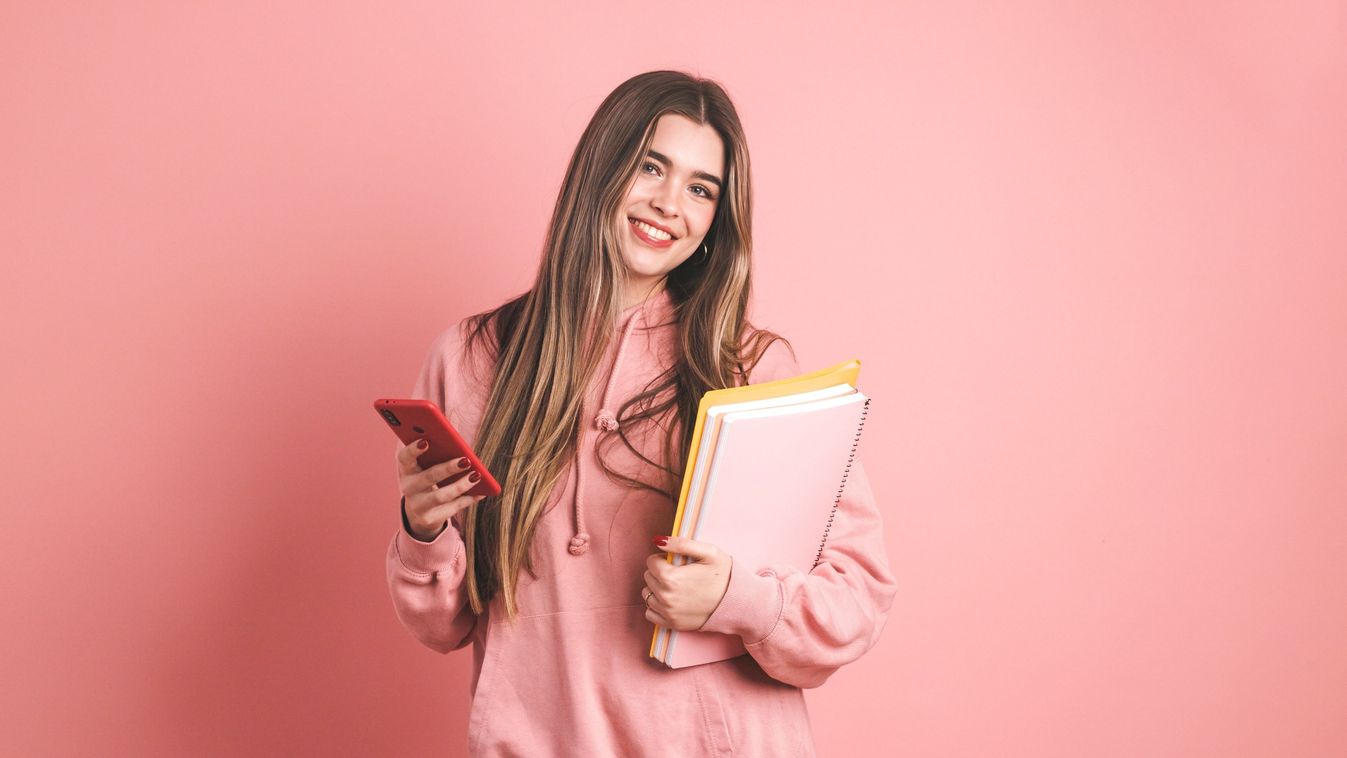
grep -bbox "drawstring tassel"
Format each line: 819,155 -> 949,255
568,532 -> 591,555
595,409 -> 619,432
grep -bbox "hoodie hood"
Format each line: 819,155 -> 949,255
567,286 -> 676,556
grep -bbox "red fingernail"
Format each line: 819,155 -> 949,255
458,458 -> 470,469
652,536 -> 668,547
417,439 -> 428,450
468,471 -> 481,483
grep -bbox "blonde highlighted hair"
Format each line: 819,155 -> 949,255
457,70 -> 791,621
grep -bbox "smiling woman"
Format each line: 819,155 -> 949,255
385,70 -> 896,757
618,114 -> 726,305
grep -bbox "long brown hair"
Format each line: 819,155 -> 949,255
457,70 -> 791,621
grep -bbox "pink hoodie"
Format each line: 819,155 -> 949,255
386,286 -> 897,757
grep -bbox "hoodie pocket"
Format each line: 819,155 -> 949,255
690,663 -> 735,756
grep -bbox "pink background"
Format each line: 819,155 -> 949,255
3,2 -> 1345,756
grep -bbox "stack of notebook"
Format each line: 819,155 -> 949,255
648,359 -> 872,669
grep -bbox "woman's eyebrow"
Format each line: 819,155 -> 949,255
646,150 -> 723,189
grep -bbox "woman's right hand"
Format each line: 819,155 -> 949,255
397,439 -> 487,541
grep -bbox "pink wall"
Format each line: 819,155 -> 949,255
3,2 -> 1344,756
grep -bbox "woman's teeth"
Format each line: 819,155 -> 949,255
630,219 -> 672,241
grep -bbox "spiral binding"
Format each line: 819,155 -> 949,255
813,396 -> 871,570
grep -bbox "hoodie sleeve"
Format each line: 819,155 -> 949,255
697,338 -> 898,688
385,321 -> 486,654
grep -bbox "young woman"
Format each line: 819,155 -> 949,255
386,70 -> 897,757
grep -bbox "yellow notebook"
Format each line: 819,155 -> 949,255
648,359 -> 863,664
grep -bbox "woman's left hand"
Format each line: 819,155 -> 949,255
643,535 -> 733,631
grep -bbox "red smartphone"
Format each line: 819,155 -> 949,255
374,398 -> 502,498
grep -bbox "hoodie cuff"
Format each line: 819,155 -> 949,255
395,497 -> 463,575
698,557 -> 783,645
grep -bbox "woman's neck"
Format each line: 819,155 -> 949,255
619,277 -> 667,313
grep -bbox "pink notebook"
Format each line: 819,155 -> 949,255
655,385 -> 871,669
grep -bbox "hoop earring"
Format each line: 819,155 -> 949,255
698,242 -> 709,262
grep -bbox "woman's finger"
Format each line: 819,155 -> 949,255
438,468 -> 483,503
644,605 -> 671,628
418,456 -> 472,493
395,438 -> 429,477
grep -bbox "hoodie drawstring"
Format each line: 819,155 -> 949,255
568,300 -> 650,556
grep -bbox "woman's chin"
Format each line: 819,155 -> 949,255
621,248 -> 677,277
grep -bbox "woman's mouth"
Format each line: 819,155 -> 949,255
629,218 -> 675,248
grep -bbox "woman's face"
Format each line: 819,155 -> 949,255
616,113 -> 725,295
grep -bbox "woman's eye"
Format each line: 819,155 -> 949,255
641,163 -> 714,200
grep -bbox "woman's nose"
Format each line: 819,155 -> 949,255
651,184 -> 681,218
